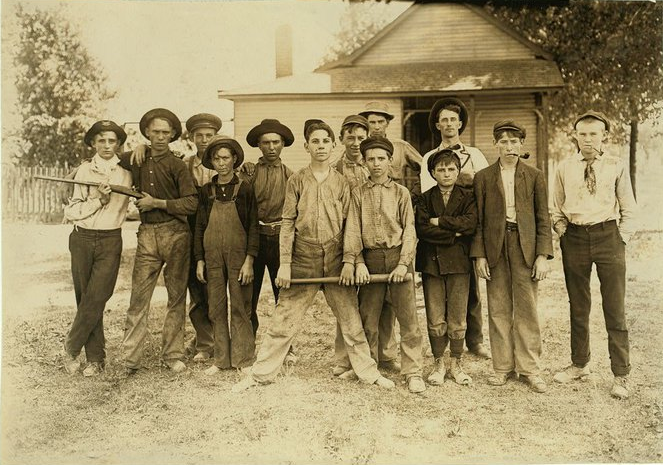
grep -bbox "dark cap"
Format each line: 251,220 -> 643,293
358,101 -> 395,121
202,135 -> 244,170
341,114 -> 369,132
304,119 -> 334,142
427,148 -> 461,173
185,113 -> 222,134
429,97 -> 468,135
246,119 -> 295,148
493,120 -> 527,139
573,110 -> 610,132
360,135 -> 394,157
84,120 -> 127,147
139,108 -> 182,142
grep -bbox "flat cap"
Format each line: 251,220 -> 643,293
360,135 -> 394,157
341,114 -> 369,132
139,108 -> 182,142
186,113 -> 222,134
574,110 -> 610,132
429,97 -> 468,135
246,119 -> 294,147
358,102 -> 394,121
202,135 -> 244,170
84,120 -> 127,147
304,119 -> 334,142
427,148 -> 461,173
493,120 -> 527,138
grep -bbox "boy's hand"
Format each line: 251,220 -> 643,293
429,217 -> 439,226
238,161 -> 256,177
275,264 -> 291,289
531,255 -> 549,281
388,264 -> 408,283
97,183 -> 111,205
130,143 -> 148,166
196,260 -> 207,283
553,222 -> 567,238
340,263 -> 355,286
238,256 -> 255,285
475,258 -> 491,280
135,193 -> 165,212
355,263 -> 370,285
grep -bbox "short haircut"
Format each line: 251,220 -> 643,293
493,128 -> 525,141
574,115 -> 607,130
436,103 -> 462,120
148,117 -> 174,130
428,149 -> 461,175
305,122 -> 335,142
340,123 -> 368,140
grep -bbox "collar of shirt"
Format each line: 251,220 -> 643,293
438,142 -> 463,151
575,151 -> 603,163
341,154 -> 364,167
366,177 -> 395,188
148,148 -> 172,162
91,153 -> 120,176
212,173 -> 239,185
191,154 -> 204,168
258,157 -> 282,167
437,185 -> 453,194
499,159 -> 518,172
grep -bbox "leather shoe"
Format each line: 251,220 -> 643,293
374,375 -> 395,389
522,374 -> 548,393
408,375 -> 426,394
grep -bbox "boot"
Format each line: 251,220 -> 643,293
448,357 -> 472,385
427,357 -> 446,386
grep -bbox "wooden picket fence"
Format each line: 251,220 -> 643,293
2,165 -> 71,223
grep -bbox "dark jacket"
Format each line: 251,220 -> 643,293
193,175 -> 259,262
415,185 -> 477,276
470,160 -> 553,268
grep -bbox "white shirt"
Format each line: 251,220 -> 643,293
500,162 -> 517,223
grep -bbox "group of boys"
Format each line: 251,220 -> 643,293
62,100 -> 636,400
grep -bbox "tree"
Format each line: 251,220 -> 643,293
486,0 -> 663,197
10,3 -> 116,167
322,1 -> 396,65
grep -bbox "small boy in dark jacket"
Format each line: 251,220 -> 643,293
416,149 -> 477,386
194,136 -> 259,374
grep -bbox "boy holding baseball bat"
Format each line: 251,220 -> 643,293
232,119 -> 394,392
344,135 -> 426,394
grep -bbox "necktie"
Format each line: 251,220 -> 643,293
584,158 -> 596,195
446,144 -> 461,151
442,191 -> 450,206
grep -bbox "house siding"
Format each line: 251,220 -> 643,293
354,3 -> 536,66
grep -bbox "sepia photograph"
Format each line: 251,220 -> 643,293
1,0 -> 662,463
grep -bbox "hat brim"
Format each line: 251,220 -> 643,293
358,110 -> 395,121
84,124 -> 127,147
428,98 -> 468,136
246,122 -> 295,148
139,109 -> 182,142
202,139 -> 245,170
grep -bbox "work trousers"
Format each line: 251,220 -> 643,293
466,268 -> 484,348
122,219 -> 190,368
250,235 -> 380,384
560,221 -> 630,376
486,228 -> 541,376
187,237 -> 214,355
66,227 -> 122,363
422,272 -> 470,359
357,247 -> 423,378
251,233 -> 281,335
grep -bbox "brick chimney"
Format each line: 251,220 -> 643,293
275,24 -> 293,79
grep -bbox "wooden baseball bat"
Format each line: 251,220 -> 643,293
290,273 -> 413,285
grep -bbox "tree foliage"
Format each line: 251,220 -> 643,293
486,0 -> 663,142
11,3 -> 116,167
322,1 -> 396,66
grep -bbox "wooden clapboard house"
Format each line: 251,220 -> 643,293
219,2 -> 563,179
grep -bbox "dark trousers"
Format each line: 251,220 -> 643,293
560,221 -> 630,376
465,268 -> 484,348
251,233 -> 280,335
187,246 -> 214,354
66,227 -> 122,362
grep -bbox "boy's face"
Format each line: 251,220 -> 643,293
366,114 -> 389,137
432,161 -> 459,188
146,118 -> 175,152
258,132 -> 284,163
191,128 -> 217,155
340,126 -> 367,159
364,148 -> 391,179
304,129 -> 334,163
494,132 -> 523,162
574,118 -> 606,157
93,131 -> 120,160
211,147 -> 236,176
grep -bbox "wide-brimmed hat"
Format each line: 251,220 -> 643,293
84,120 -> 127,147
428,97 -> 468,135
573,110 -> 610,132
493,120 -> 527,139
358,102 -> 394,121
360,135 -> 394,157
186,113 -> 222,134
139,108 -> 182,142
246,119 -> 295,147
202,135 -> 244,170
